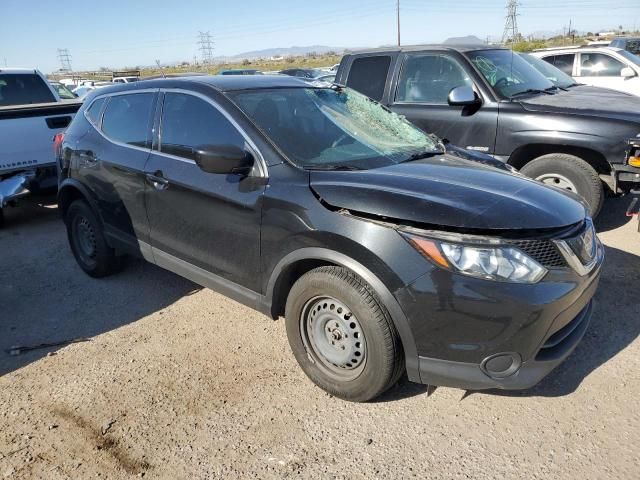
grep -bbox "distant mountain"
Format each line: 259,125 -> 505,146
443,35 -> 486,45
226,45 -> 344,60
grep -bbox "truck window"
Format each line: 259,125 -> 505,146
346,56 -> 391,101
395,54 -> 472,104
159,93 -> 245,161
579,53 -> 625,76
543,54 -> 575,76
0,74 -> 56,106
101,93 -> 155,148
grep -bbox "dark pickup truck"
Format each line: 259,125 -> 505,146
336,45 -> 640,216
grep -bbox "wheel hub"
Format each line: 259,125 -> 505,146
535,173 -> 577,192
300,296 -> 366,380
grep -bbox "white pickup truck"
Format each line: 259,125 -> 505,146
0,68 -> 82,225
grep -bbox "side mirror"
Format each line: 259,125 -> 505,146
621,66 -> 636,78
448,86 -> 481,106
194,144 -> 254,175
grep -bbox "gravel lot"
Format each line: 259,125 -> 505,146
1,196 -> 639,479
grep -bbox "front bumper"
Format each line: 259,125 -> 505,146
613,164 -> 640,192
393,240 -> 603,391
416,300 -> 592,390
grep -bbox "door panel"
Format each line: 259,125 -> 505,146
577,52 -> 627,92
74,93 -> 156,249
390,53 -> 498,153
145,91 -> 264,291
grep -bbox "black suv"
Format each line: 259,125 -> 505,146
336,45 -> 640,216
57,76 -> 603,401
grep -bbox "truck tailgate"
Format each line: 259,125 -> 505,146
0,101 -> 82,174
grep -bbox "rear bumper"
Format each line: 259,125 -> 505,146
416,300 -> 592,390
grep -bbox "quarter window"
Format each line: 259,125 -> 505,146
101,93 -> 155,148
579,53 -> 625,76
85,97 -> 106,125
346,56 -> 391,101
543,54 -> 575,76
160,93 -> 245,161
396,54 -> 472,104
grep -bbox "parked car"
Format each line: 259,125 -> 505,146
280,68 -> 336,83
520,52 -> 634,97
609,37 -> 640,55
531,46 -> 640,96
0,68 -> 81,224
56,76 -> 603,401
336,45 -> 640,216
112,76 -> 139,84
218,69 -> 262,75
72,81 -> 114,99
50,81 -> 78,99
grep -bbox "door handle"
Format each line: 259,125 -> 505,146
145,171 -> 169,190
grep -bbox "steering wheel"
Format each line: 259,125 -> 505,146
494,77 -> 512,89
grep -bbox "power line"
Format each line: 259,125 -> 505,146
397,0 -> 401,46
502,0 -> 520,44
57,48 -> 73,72
198,31 -> 214,65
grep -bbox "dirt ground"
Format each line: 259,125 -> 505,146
1,196 -> 639,479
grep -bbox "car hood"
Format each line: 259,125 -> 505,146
519,88 -> 640,123
309,154 -> 586,231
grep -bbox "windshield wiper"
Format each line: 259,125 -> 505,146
305,164 -> 364,171
400,149 -> 444,164
510,88 -> 555,99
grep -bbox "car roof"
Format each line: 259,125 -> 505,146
534,46 -> 624,54
346,44 -> 507,55
99,74 -> 313,94
0,68 -> 41,74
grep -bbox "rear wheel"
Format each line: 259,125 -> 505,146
520,153 -> 604,217
285,266 -> 404,402
65,200 -> 122,277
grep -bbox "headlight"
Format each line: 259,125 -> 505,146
404,234 -> 547,283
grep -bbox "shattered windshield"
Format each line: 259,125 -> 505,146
519,53 -> 576,88
229,87 -> 439,170
467,49 -> 555,99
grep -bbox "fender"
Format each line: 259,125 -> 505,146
264,247 -> 421,382
57,178 -> 102,219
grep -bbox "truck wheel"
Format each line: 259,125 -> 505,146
65,200 -> 122,278
521,154 -> 604,217
285,266 -> 404,402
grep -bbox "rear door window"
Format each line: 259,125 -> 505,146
159,93 -> 245,161
85,97 -> 106,125
579,53 -> 625,76
543,54 -> 575,76
395,54 -> 472,104
0,74 -> 56,106
346,56 -> 391,101
101,93 -> 155,148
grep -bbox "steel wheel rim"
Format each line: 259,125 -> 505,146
536,173 -> 577,192
300,296 -> 367,381
73,215 -> 97,264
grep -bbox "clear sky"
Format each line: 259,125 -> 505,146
2,0 -> 639,73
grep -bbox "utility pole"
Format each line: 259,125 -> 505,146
568,19 -> 573,44
396,0 -> 401,46
198,31 -> 214,65
57,48 -> 72,72
501,1 -> 520,45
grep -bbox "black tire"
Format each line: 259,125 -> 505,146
65,200 -> 122,278
520,153 -> 604,218
285,266 -> 404,402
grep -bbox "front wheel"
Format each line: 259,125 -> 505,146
285,266 -> 404,402
520,153 -> 604,217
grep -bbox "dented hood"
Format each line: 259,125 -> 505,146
309,154 -> 586,231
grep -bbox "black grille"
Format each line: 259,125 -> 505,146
507,240 -> 566,268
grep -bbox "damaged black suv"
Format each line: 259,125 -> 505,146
57,76 -> 603,401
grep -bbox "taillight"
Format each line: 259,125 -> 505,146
53,132 -> 65,155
